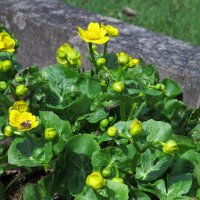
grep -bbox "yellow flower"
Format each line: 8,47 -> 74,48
9,100 -> 29,113
86,172 -> 106,190
78,22 -> 110,44
56,43 -> 81,67
0,32 -> 16,53
102,23 -> 119,37
9,110 -> 39,131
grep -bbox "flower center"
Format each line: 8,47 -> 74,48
20,120 -> 31,129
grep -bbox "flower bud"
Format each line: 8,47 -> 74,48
109,116 -> 114,122
107,126 -> 118,137
86,172 -> 106,190
44,128 -> 57,140
112,81 -> 125,93
0,81 -> 8,91
162,140 -> 178,154
154,83 -> 165,91
100,118 -> 109,129
16,84 -> 29,96
4,125 -> 14,137
128,58 -> 139,68
117,52 -> 129,65
0,60 -> 12,72
102,167 -> 112,178
129,119 -> 142,136
15,76 -> 25,83
100,80 -> 107,87
57,50 -> 66,59
96,58 -> 106,67
112,177 -> 124,184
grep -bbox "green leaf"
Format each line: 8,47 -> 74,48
130,188 -> 151,200
87,108 -> 108,123
162,78 -> 182,97
23,184 -> 42,200
143,119 -> 172,143
92,144 -> 136,171
167,173 -> 193,197
138,179 -> 167,199
8,137 -> 53,167
65,134 -> 100,195
78,78 -> 102,98
75,188 -> 104,200
106,180 -> 129,200
170,149 -> 199,176
136,149 -> 173,181
39,111 -> 63,134
67,134 -> 100,157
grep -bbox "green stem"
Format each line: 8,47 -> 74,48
120,101 -> 126,121
89,42 -> 98,72
133,101 -> 146,118
131,152 -> 141,173
103,42 -> 108,57
128,102 -> 137,120
102,66 -> 114,80
114,165 -> 119,178
117,65 -> 123,81
4,171 -> 31,193
132,140 -> 143,153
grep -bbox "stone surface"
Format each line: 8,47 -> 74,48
0,0 -> 200,107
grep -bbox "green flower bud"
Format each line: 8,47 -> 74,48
100,118 -> 109,128
112,177 -> 124,184
0,81 -> 8,91
16,84 -> 29,96
96,58 -> 106,67
44,128 -> 57,140
109,116 -> 114,122
100,80 -> 107,87
107,126 -> 118,137
0,60 -> 12,72
112,81 -> 125,93
162,140 -> 178,154
160,84 -> 166,91
86,172 -> 106,190
102,167 -> 112,178
129,119 -> 142,136
4,125 -> 14,137
117,52 -> 129,65
15,76 -> 25,83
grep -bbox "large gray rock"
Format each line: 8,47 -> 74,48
0,0 -> 199,107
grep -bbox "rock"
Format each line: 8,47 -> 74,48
0,0 -> 199,107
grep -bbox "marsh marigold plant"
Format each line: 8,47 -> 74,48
0,22 -> 199,200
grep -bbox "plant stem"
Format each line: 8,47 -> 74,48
132,140 -> 143,153
131,152 -> 141,173
114,165 -> 119,178
120,101 -> 126,121
4,171 -> 31,193
128,102 -> 137,120
89,42 -> 98,73
102,66 -> 114,80
103,42 -> 108,57
117,65 -> 123,81
133,101 -> 146,118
